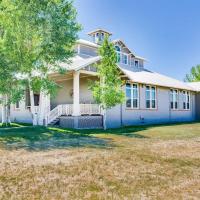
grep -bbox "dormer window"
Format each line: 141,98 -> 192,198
135,60 -> 139,67
101,33 -> 104,41
115,46 -> 121,62
122,54 -> 128,65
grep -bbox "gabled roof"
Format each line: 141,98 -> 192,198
187,82 -> 200,92
87,28 -> 112,36
54,54 -> 196,91
77,39 -> 99,48
59,55 -> 100,71
112,39 -> 147,61
118,64 -> 195,91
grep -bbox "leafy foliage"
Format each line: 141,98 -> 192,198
0,0 -> 81,95
185,64 -> 200,82
90,36 -> 125,109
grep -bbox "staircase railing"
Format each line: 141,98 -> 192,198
47,104 -> 101,125
47,104 -> 73,124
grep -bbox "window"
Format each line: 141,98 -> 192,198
183,91 -> 190,110
146,86 -> 157,109
101,33 -> 104,41
170,89 -> 178,110
122,54 -> 128,65
126,83 -> 139,108
115,46 -> 121,62
15,101 -> 20,109
130,58 -> 134,67
135,60 -> 139,67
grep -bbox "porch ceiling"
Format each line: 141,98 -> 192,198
49,71 -> 97,83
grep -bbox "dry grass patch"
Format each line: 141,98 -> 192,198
0,122 -> 199,199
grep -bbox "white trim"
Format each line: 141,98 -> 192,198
145,85 -> 157,109
125,82 -> 139,109
170,89 -> 179,110
182,90 -> 190,110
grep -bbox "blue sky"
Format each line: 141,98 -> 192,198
74,0 -> 200,81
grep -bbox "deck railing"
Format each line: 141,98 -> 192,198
47,104 -> 101,125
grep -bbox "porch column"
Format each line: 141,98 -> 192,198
72,71 -> 80,116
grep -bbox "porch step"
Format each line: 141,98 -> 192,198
48,118 -> 60,126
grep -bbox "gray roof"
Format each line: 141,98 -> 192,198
56,38 -> 197,91
118,64 -> 195,91
59,55 -> 100,71
187,82 -> 200,92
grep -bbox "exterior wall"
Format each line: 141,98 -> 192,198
195,93 -> 200,120
106,85 -> 196,128
10,101 -> 32,123
51,76 -> 97,109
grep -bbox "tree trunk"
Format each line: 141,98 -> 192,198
102,108 -> 107,130
1,96 -> 6,125
1,95 -> 11,126
28,82 -> 37,126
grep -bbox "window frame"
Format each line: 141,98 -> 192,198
15,101 -> 20,110
122,53 -> 128,65
182,90 -> 190,110
170,89 -> 179,110
145,85 -> 157,109
135,60 -> 139,67
125,82 -> 139,109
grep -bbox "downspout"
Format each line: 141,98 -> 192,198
120,103 -> 123,127
168,90 -> 171,122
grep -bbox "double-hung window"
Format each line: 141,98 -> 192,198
146,86 -> 156,109
135,60 -> 139,67
170,89 -> 178,110
126,83 -> 139,108
183,91 -> 190,110
115,46 -> 121,63
122,54 -> 128,65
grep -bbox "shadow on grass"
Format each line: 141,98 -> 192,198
0,123 -> 150,151
0,121 -> 198,151
0,126 -> 114,151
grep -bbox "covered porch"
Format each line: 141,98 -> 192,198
47,68 -> 103,128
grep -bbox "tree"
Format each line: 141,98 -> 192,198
90,36 -> 125,129
185,65 -> 200,82
0,0 -> 81,126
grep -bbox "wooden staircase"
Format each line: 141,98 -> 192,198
47,104 -> 101,126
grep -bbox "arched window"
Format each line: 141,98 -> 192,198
115,46 -> 121,62
115,46 -> 121,52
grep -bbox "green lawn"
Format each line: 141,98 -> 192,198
0,122 -> 199,199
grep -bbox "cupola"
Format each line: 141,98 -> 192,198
87,28 -> 112,44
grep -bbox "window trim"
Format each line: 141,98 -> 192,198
125,82 -> 140,109
122,53 -> 128,65
170,89 -> 179,110
145,85 -> 157,109
15,101 -> 20,110
182,90 -> 190,110
135,60 -> 139,67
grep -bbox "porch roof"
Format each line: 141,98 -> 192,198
59,55 -> 100,71
56,54 -> 196,91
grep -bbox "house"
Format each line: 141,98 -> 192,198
1,28 -> 200,129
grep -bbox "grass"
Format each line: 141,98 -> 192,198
0,122 -> 199,199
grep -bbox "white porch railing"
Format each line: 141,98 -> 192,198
47,104 -> 101,125
80,104 -> 101,115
